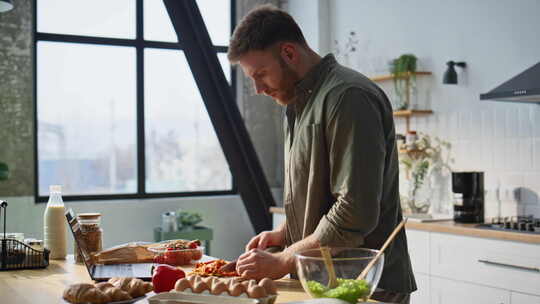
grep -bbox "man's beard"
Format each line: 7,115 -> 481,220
273,58 -> 300,106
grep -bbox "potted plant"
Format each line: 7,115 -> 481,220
399,132 -> 452,214
154,209 -> 213,254
176,210 -> 203,231
389,54 -> 418,110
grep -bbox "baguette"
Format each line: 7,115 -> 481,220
94,242 -> 154,264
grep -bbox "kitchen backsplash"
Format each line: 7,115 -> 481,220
396,104 -> 540,218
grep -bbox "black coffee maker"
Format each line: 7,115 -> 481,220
452,171 -> 484,223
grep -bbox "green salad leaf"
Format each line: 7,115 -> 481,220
307,278 -> 371,304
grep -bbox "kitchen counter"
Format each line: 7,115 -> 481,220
270,207 -> 540,245
0,255 -> 310,304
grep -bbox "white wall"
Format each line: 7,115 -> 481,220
4,195 -> 255,260
288,0 -> 540,218
284,0 -> 330,55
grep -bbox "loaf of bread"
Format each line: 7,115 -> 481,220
94,242 -> 154,264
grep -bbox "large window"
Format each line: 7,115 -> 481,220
35,0 -> 234,201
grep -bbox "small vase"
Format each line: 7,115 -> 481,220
402,174 -> 432,214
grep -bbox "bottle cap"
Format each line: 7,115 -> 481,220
49,185 -> 62,193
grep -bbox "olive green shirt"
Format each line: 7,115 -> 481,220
283,54 -> 416,293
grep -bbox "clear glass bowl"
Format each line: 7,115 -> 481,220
149,245 -> 204,266
295,248 -> 384,300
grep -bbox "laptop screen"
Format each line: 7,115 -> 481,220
65,208 -> 96,276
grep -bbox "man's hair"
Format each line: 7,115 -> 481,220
228,4 -> 307,63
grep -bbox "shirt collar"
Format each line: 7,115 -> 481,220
295,54 -> 337,96
290,54 -> 337,114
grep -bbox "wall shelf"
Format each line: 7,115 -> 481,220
393,110 -> 433,132
393,109 -> 433,117
370,71 -> 434,133
399,148 -> 428,159
369,71 -> 432,82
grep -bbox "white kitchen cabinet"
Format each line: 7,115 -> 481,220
410,272 -> 430,304
430,232 -> 540,295
406,229 -> 430,274
510,292 -> 540,304
430,276 -> 510,304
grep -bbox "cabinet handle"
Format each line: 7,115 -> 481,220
478,259 -> 540,272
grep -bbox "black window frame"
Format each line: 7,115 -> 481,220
33,0 -> 237,202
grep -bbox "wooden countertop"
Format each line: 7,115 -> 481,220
270,207 -> 540,245
0,255 -> 310,304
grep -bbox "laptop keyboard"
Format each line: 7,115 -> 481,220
94,263 -> 133,278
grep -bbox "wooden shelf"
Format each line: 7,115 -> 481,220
393,109 -> 434,117
370,71 -> 432,82
370,70 -> 433,133
393,110 -> 433,133
399,149 -> 431,161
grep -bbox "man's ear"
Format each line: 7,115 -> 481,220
280,42 -> 298,64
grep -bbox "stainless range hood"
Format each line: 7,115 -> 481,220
480,62 -> 540,103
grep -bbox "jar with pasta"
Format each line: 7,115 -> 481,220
74,213 -> 103,264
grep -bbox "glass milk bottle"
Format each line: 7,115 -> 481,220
44,185 -> 67,259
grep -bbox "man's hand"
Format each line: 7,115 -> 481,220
245,229 -> 285,251
235,249 -> 294,280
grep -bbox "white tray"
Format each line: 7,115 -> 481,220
148,292 -> 263,304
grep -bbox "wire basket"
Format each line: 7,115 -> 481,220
0,200 -> 50,270
0,238 -> 50,270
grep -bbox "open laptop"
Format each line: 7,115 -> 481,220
65,208 -> 153,281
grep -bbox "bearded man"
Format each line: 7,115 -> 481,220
227,5 -> 416,303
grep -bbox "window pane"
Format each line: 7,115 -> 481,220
143,0 -> 176,42
218,53 -> 231,82
197,0 -> 230,46
144,0 -> 230,45
37,42 -> 137,196
37,0 -> 135,39
144,48 -> 232,192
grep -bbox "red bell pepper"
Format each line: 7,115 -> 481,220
152,264 -> 185,293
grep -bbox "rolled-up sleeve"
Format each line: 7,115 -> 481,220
312,87 -> 386,247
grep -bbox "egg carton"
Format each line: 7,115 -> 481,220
148,290 -> 277,304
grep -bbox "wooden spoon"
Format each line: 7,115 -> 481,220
357,217 -> 408,280
320,246 -> 338,288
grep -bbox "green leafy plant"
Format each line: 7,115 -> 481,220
399,133 -> 452,213
389,54 -> 418,110
176,210 -> 203,230
0,162 -> 9,181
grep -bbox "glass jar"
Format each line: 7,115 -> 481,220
161,211 -> 178,233
24,238 -> 44,251
74,213 -> 103,264
2,232 -> 24,242
406,131 -> 418,150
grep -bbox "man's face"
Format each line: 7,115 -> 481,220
238,47 -> 300,106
